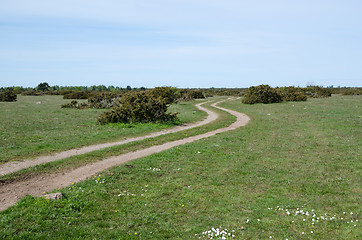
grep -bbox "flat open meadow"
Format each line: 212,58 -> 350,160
0,95 -> 361,239
0,95 -> 206,164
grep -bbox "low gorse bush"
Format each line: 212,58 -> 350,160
97,90 -> 178,125
61,101 -> 88,109
63,91 -> 90,99
188,90 -> 205,99
88,92 -> 122,109
305,86 -> 332,98
0,90 -> 17,102
21,90 -> 43,96
180,89 -> 205,101
242,85 -> 334,104
278,87 -> 308,102
149,87 -> 180,104
242,85 -> 283,104
341,88 -> 361,95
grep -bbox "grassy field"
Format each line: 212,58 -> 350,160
0,95 -> 206,164
0,95 -> 361,239
0,97 -> 235,183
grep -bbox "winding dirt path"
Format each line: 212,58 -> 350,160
0,101 -> 217,176
0,99 -> 250,211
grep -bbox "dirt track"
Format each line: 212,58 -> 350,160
0,101 -> 217,176
0,99 -> 250,211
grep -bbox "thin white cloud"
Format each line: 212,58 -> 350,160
3,0 -> 358,27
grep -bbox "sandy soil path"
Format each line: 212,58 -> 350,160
0,101 -> 217,176
0,99 -> 250,211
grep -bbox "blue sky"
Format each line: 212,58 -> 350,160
0,0 -> 361,88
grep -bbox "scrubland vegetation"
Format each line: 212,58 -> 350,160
0,89 -> 17,102
0,84 -> 361,239
0,94 -> 207,164
1,83 -> 361,102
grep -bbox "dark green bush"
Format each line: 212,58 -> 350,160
278,87 -> 308,102
61,101 -> 88,109
21,90 -> 43,96
46,90 -> 61,95
305,86 -> 332,98
0,90 -> 17,102
315,86 -> 332,97
242,85 -> 282,104
63,91 -> 90,99
88,92 -> 122,109
150,87 -> 180,104
58,90 -> 74,95
180,89 -> 205,101
188,90 -> 205,99
341,88 -> 361,95
202,88 -> 246,97
61,101 -> 78,108
98,91 -> 178,125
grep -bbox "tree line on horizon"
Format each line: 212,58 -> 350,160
1,83 -> 143,93
0,82 -> 361,103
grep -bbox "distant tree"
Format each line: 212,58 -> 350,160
52,85 -> 60,90
37,82 -> 50,92
98,85 -> 107,91
88,85 -> 96,91
108,85 -> 116,91
126,85 -> 132,91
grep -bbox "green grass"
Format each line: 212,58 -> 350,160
0,99 -> 235,183
0,95 -> 361,239
0,95 -> 206,164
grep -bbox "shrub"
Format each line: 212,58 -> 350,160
88,92 -> 122,109
150,87 -> 180,104
315,86 -> 332,97
341,88 -> 361,95
242,85 -> 282,104
98,91 -> 178,125
305,86 -> 332,98
0,90 -> 17,102
202,88 -> 246,97
278,87 -> 307,102
188,90 -> 205,99
63,91 -> 90,99
180,89 -> 205,101
61,101 -> 88,109
21,90 -> 43,96
46,90 -> 62,95
58,90 -> 74,95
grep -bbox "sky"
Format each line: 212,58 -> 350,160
0,0 -> 361,88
